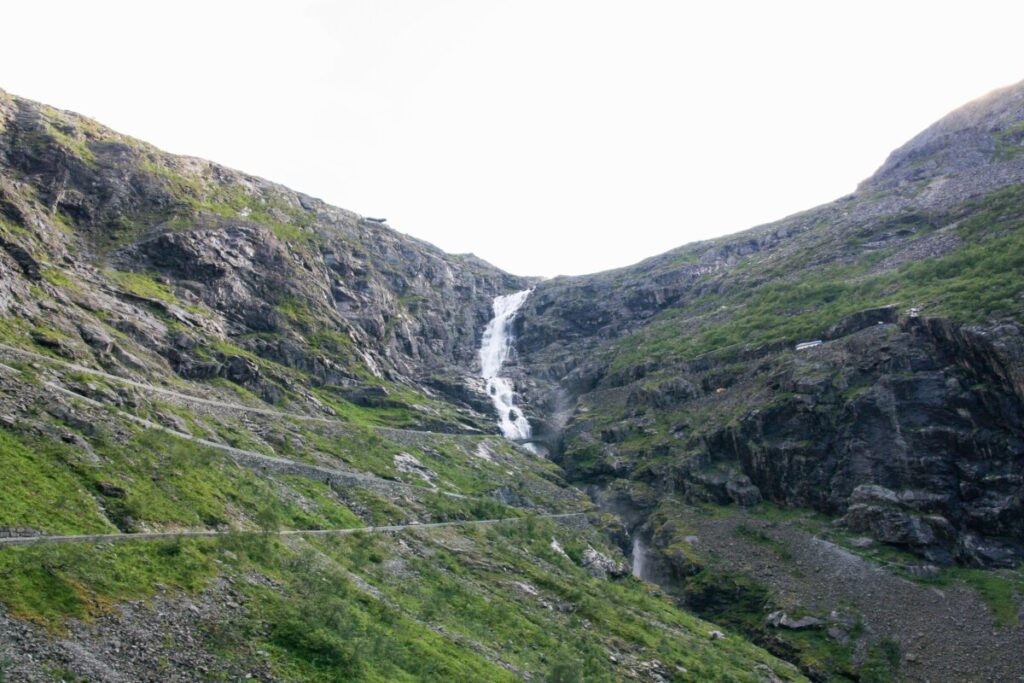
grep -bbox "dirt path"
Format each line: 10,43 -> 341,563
679,508 -> 1024,683
0,342 -> 491,440
30,371 -> 485,502
0,342 -> 344,421
0,513 -> 586,547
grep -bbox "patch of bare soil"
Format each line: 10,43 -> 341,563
679,509 -> 1024,683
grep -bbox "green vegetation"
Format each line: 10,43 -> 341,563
0,346 -> 801,679
9,84 -> 1023,682
0,539 -> 218,626
28,109 -> 98,165
0,423 -> 365,535
640,501 -> 918,682
609,183 -> 1024,373
106,269 -> 180,304
0,429 -> 114,535
994,120 -> 1024,160
0,521 -> 803,681
0,318 -> 84,359
832,531 -> 1024,628
733,523 -> 793,561
952,568 -> 1024,627
859,638 -> 902,683
135,155 -> 321,249
40,267 -> 78,290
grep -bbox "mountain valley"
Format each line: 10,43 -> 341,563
0,80 -> 1022,681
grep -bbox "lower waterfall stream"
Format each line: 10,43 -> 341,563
631,537 -> 649,580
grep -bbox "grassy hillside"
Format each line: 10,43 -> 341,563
0,353 -> 803,681
607,183 -> 1024,377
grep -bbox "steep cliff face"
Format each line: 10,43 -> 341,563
0,88 -> 527,425
512,80 -> 1024,567
703,318 -> 1023,566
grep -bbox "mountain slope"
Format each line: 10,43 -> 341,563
0,88 -> 803,682
504,81 -> 1024,681
0,86 -> 529,419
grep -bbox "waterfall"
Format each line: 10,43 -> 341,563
480,289 -> 534,448
631,536 -> 647,579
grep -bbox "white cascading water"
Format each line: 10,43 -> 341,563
631,537 -> 648,580
479,289 -> 534,449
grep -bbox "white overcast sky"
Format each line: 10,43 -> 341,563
2,1 -> 1023,276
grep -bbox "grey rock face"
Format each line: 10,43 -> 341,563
766,612 -> 824,630
713,321 -> 1024,565
0,88 -> 531,425
864,80 -> 1024,200
521,298 -> 1024,566
580,545 -> 630,580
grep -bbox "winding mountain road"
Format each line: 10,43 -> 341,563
0,342 -> 491,439
0,513 -> 587,547
0,343 -> 510,503
34,375 -> 516,508
0,344 -> 594,549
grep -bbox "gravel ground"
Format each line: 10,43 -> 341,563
678,509 -> 1024,683
0,578 -> 275,682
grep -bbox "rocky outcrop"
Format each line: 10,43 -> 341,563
566,317 -> 1024,567
863,79 -> 1024,201
580,545 -> 630,580
703,320 -> 1024,566
765,612 -> 823,631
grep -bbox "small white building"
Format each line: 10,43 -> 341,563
795,340 -> 823,351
